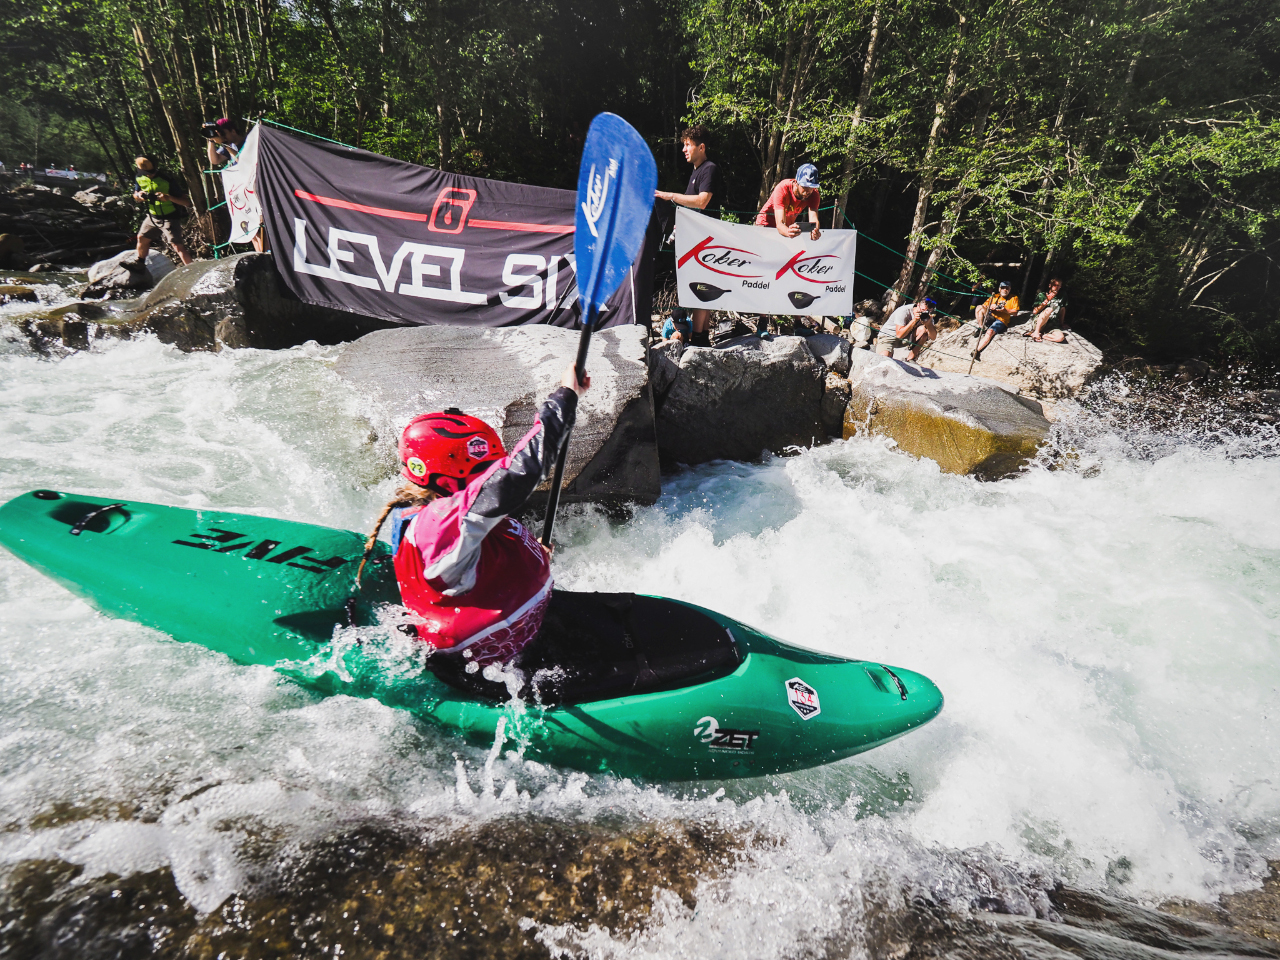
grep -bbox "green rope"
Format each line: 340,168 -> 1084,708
257,116 -> 357,149
207,200 -> 227,212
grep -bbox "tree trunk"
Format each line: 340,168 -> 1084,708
892,12 -> 967,305
759,26 -> 797,205
834,1 -> 885,229
132,22 -> 210,225
769,9 -> 818,189
919,88 -> 993,293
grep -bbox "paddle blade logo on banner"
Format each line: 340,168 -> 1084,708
674,207 -> 857,316
574,113 -> 658,323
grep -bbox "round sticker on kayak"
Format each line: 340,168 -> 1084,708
466,437 -> 490,460
785,677 -> 821,720
406,456 -> 427,478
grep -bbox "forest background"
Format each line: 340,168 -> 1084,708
2,0 -> 1279,366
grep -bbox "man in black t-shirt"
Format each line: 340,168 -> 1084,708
656,124 -> 722,346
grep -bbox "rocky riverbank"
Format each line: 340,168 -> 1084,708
0,178 -> 135,270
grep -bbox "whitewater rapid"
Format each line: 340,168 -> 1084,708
0,333 -> 1276,955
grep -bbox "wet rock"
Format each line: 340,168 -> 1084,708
0,283 -> 37,303
656,334 -> 827,464
0,817 -> 746,960
22,305 -> 92,353
27,262 -> 54,272
821,372 -> 852,436
117,252 -> 395,352
918,320 -> 1104,400
83,248 -> 174,300
844,352 -> 1050,479
0,231 -> 24,266
648,336 -> 683,411
806,332 -> 853,376
337,322 -> 660,507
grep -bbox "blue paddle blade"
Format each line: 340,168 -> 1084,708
575,113 -> 658,324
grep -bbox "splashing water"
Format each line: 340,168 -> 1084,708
0,334 -> 1277,956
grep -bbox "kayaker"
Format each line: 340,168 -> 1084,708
360,363 -> 589,699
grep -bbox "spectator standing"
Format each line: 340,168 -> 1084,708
755,163 -> 822,241
656,125 -> 722,347
970,280 -> 1019,361
132,155 -> 194,266
1023,278 -> 1069,342
876,298 -> 937,362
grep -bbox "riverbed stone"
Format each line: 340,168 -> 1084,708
821,372 -> 852,436
81,248 -> 174,299
336,323 -> 660,507
110,252 -> 396,351
656,334 -> 826,464
918,319 -> 1104,399
806,333 -> 853,376
844,352 -> 1050,479
0,284 -> 37,303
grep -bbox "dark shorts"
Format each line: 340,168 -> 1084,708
988,319 -> 1007,334
138,213 -> 186,245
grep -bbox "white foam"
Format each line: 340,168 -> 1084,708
0,338 -> 1276,951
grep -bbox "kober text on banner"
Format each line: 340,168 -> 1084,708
674,207 -> 856,316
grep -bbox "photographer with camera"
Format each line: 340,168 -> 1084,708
203,118 -> 246,170
132,155 -> 194,266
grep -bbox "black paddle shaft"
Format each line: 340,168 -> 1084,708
540,309 -> 595,547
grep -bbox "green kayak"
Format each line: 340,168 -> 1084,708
0,489 -> 943,780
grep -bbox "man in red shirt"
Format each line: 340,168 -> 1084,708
755,163 -> 822,241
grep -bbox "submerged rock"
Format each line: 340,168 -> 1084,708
918,319 -> 1104,399
337,323 -> 660,507
656,334 -> 827,464
0,817 -> 747,960
0,284 -> 37,304
844,352 -> 1050,479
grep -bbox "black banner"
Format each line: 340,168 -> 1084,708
257,125 -> 652,328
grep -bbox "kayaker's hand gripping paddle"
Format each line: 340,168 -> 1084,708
540,114 -> 657,547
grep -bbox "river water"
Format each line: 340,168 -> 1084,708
0,307 -> 1278,957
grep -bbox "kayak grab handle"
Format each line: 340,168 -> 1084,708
68,503 -> 126,536
880,665 -> 911,701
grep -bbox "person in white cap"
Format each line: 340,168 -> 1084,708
755,163 -> 823,241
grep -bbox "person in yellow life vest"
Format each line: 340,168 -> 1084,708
132,155 -> 194,266
970,280 -> 1019,362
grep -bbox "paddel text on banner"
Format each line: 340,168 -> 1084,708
256,125 -> 650,329
674,207 -> 856,316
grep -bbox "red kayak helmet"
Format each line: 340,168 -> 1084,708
398,408 -> 505,496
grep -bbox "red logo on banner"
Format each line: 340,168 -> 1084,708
776,250 -> 841,284
429,188 -> 478,233
678,235 -> 763,278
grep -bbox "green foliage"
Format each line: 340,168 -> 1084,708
3,0 -> 1278,362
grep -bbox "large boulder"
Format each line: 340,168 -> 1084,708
844,352 -> 1051,479
336,324 -> 660,507
81,249 -> 174,299
656,334 -> 827,464
107,252 -> 397,351
918,319 -> 1103,399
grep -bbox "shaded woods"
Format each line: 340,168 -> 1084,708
3,0 -> 1279,364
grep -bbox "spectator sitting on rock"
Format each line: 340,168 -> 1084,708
847,298 -> 883,350
203,118 -> 246,170
755,163 -> 823,242
876,297 -> 937,362
132,155 -> 194,266
970,280 -> 1019,362
1022,278 -> 1068,342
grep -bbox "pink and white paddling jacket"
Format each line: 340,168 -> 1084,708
390,387 -> 577,666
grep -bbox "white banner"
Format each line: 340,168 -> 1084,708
674,207 -> 856,316
221,124 -> 262,244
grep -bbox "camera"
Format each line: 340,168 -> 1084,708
138,190 -> 159,202
200,121 -> 221,140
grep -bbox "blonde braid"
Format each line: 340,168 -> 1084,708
355,482 -> 439,586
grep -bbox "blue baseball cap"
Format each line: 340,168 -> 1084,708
796,163 -> 820,189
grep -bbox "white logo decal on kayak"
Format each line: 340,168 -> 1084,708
786,677 -> 821,720
694,716 -> 760,751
